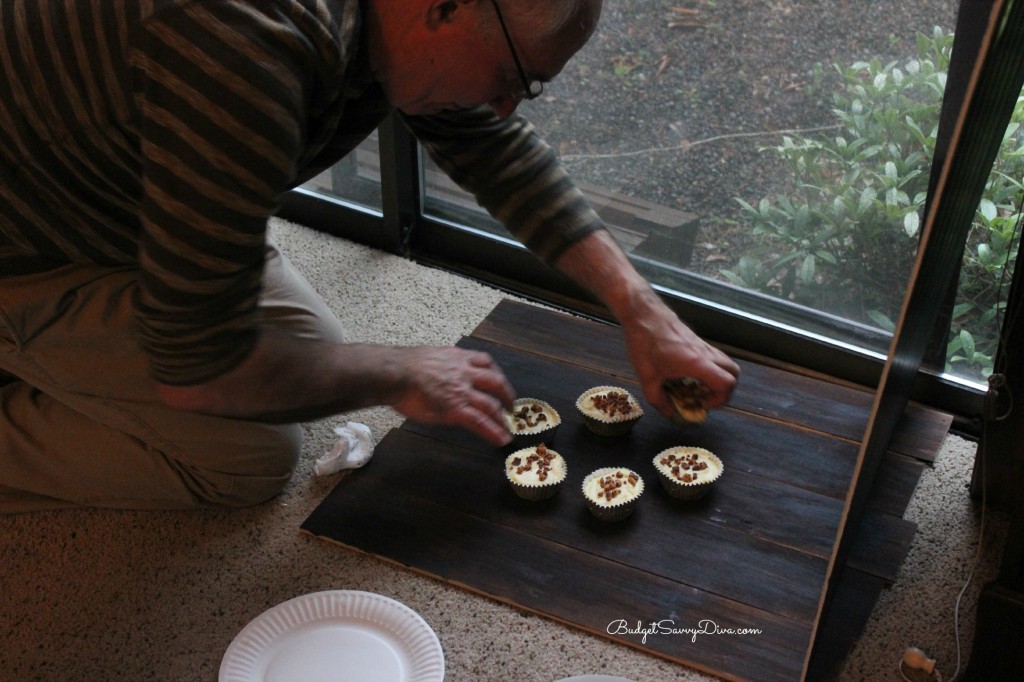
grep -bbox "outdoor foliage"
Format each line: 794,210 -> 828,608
724,28 -> 1022,381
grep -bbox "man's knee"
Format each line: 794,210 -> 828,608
184,423 -> 303,509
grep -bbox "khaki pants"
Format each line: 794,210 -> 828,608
0,245 -> 344,512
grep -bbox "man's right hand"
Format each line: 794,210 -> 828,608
389,346 -> 516,447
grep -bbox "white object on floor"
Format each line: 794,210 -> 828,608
554,677 -> 639,682
314,421 -> 374,475
219,590 -> 444,682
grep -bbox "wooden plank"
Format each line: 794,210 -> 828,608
890,404 -> 952,464
399,333 -> 913,577
303,300 -> 941,681
864,452 -> 927,518
423,336 -> 862,502
471,298 -> 634,377
843,510 -> 918,584
472,299 -> 951,461
301,442 -> 811,682
472,301 -> 869,438
302,425 -> 917,680
355,428 -> 830,621
804,569 -> 888,682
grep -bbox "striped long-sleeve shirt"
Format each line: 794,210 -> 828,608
0,0 -> 604,385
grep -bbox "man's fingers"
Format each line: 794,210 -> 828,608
468,350 -> 498,368
453,401 -> 512,446
471,366 -> 516,408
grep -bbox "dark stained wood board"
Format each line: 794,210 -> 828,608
415,336 -> 862,502
303,299 -> 952,681
805,568 -> 889,681
299,430 -> 811,679
472,300 -> 947,463
412,336 -> 925,531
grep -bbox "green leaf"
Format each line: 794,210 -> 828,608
859,187 -> 876,212
800,255 -> 816,284
734,197 -> 757,214
815,249 -> 837,264
904,211 -> 920,238
720,269 -> 745,287
979,198 -> 998,222
867,310 -> 895,331
858,144 -> 883,160
951,302 -> 974,318
795,204 -> 810,233
832,196 -> 846,219
959,329 -> 976,358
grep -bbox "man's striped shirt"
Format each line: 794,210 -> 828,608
0,0 -> 603,384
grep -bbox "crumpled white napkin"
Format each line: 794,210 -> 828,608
314,421 -> 374,476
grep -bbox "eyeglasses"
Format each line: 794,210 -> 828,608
489,0 -> 544,100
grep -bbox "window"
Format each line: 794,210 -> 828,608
286,0 -> 1008,422
301,137 -> 383,212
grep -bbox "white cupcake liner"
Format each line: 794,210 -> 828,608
576,386 -> 644,436
652,447 -> 723,500
581,467 -> 645,521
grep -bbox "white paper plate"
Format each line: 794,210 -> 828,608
219,590 -> 444,682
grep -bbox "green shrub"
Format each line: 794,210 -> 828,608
725,28 -> 1022,381
949,120 -> 1023,378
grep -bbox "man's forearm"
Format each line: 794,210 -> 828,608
155,330 -> 518,446
156,332 -> 407,423
551,227 -> 740,413
553,228 -> 666,323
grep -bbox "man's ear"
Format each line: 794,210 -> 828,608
427,0 -> 475,28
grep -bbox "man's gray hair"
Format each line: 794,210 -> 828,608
497,0 -> 601,43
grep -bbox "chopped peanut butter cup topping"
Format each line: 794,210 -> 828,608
506,400 -> 558,434
511,403 -> 549,430
507,444 -> 561,482
663,377 -> 713,423
589,390 -> 636,417
658,449 -> 717,483
593,471 -> 639,501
